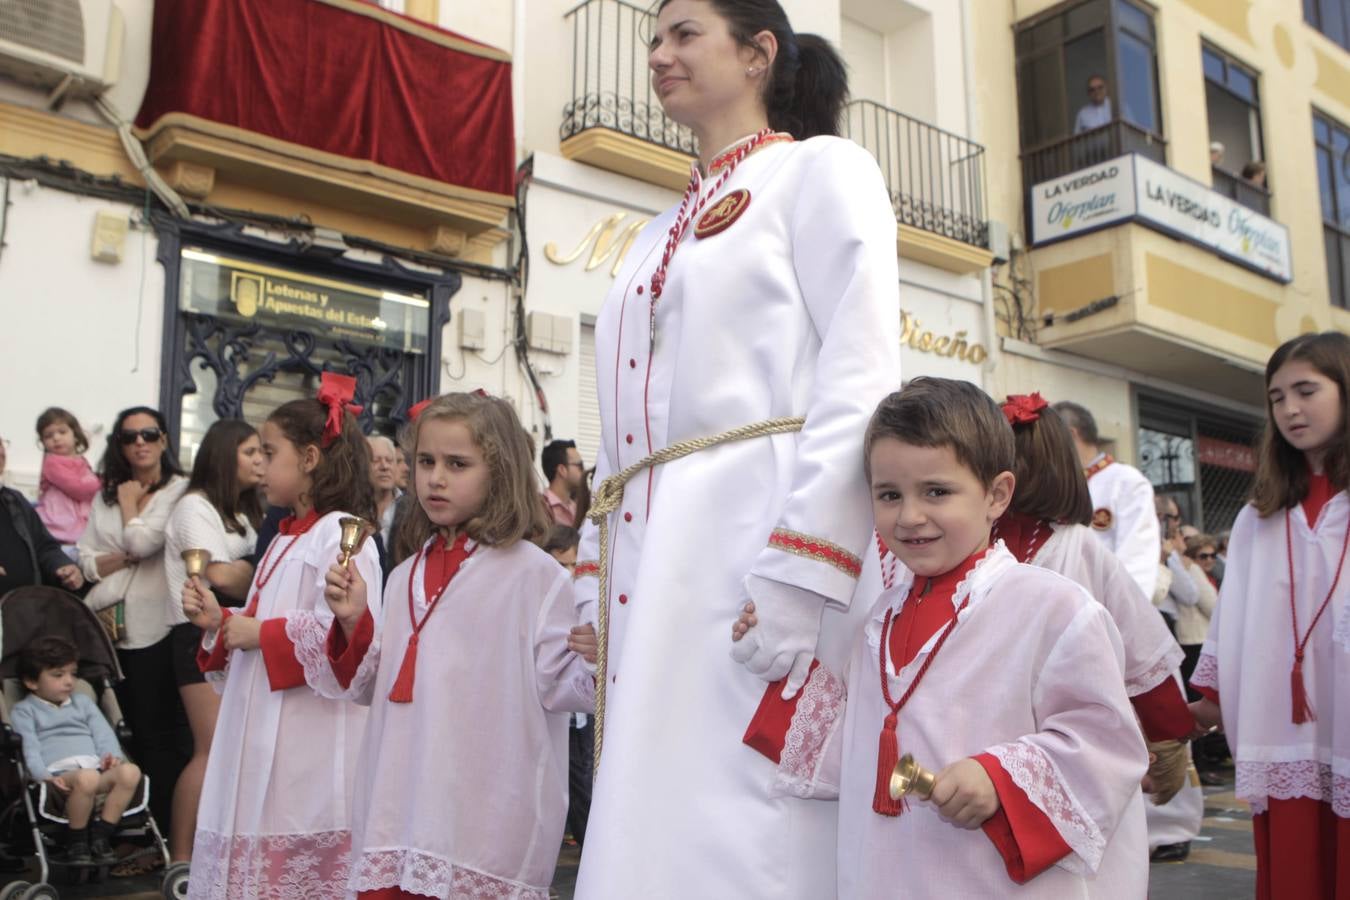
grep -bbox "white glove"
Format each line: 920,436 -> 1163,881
730,575 -> 826,699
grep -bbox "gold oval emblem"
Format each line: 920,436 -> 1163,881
1091,507 -> 1114,531
694,189 -> 751,239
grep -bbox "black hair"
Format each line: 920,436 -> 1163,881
1051,401 -> 1100,447
188,419 -> 264,536
541,439 -> 577,485
98,406 -> 184,506
543,525 -> 581,556
657,0 -> 848,139
18,636 -> 78,683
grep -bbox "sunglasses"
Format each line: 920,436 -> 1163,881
1195,552 -> 1217,560
119,427 -> 164,445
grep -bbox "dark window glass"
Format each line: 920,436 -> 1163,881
1117,32 -> 1157,131
1116,0 -> 1153,38
1307,0 -> 1350,50
1202,48 -> 1225,83
1314,111 -> 1350,308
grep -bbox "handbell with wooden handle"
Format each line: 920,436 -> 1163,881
181,548 -> 211,580
337,517 -> 376,567
889,753 -> 937,802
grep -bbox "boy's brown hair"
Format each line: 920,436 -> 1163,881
17,636 -> 78,684
392,392 -> 550,562
36,407 -> 90,454
864,377 -> 1014,485
1253,331 -> 1350,516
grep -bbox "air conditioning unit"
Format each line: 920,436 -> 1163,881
0,0 -> 124,98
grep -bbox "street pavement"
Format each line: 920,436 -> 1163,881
4,785 -> 1252,898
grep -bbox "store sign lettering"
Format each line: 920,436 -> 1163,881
900,311 -> 988,364
544,213 -> 651,277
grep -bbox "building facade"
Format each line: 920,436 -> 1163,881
973,0 -> 1350,531
1,0 -> 995,494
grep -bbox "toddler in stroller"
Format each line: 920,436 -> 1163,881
10,637 -> 140,865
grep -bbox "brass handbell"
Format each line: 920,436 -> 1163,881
181,548 -> 211,580
337,517 -> 376,567
889,753 -> 938,802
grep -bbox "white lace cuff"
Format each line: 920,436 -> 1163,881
1124,640 -> 1184,697
1236,760 -> 1350,817
772,665 -> 844,800
352,847 -> 549,899
986,740 -> 1106,875
1189,652 -> 1219,691
187,827 -> 351,900
285,612 -> 380,703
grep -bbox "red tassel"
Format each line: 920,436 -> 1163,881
872,712 -> 904,816
388,634 -> 419,703
1291,654 -> 1315,724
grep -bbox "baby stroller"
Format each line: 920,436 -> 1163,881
0,587 -> 181,899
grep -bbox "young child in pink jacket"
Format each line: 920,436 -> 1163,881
35,408 -> 100,553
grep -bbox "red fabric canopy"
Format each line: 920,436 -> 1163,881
135,0 -> 515,197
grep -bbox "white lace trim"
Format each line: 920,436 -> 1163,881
772,665 -> 844,799
352,847 -> 549,899
1237,760 -> 1350,817
1124,642 -> 1184,697
286,611 -> 381,701
987,741 -> 1105,876
1189,652 -> 1219,691
187,828 -> 351,900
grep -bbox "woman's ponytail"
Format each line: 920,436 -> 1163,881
767,32 -> 848,140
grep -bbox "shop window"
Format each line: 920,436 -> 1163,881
1203,45 -> 1269,214
1139,395 -> 1259,534
1314,111 -> 1350,309
1016,0 -> 1164,185
1306,0 -> 1350,51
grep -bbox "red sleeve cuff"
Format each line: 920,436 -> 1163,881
742,660 -> 819,763
259,617 -> 307,692
1192,683 -> 1219,704
196,609 -> 233,673
327,609 -> 375,691
1132,678 -> 1196,742
975,753 -> 1073,884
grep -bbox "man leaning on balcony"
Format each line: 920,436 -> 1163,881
1074,74 -> 1113,134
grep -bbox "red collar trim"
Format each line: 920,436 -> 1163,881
1083,454 -> 1114,480
905,545 -> 991,605
278,509 -> 321,536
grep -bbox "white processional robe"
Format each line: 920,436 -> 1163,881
299,538 -> 596,899
189,511 -> 382,900
1086,458 -> 1160,601
572,135 -> 901,898
772,545 -> 1149,898
1194,498 -> 1350,820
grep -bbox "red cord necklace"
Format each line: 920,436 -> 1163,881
1284,507 -> 1350,723
242,514 -> 319,616
871,592 -> 969,816
387,535 -> 478,703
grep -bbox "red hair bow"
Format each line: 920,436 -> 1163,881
317,373 -> 362,446
1001,392 -> 1049,427
408,397 -> 434,421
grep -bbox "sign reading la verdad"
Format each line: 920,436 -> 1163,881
1030,154 -> 1292,283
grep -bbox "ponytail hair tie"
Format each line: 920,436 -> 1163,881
316,373 -> 362,447
1001,392 -> 1049,427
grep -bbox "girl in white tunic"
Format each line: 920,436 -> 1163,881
315,393 -> 597,900
572,2 -> 900,895
181,375 -> 381,900
737,380 -> 1148,898
1191,332 -> 1350,899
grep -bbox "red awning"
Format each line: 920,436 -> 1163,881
135,0 -> 514,198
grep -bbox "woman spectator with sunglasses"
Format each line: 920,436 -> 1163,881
77,407 -> 189,841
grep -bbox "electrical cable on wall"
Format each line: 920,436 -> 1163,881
511,155 -> 552,441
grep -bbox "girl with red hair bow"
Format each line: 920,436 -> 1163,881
181,373 -> 384,900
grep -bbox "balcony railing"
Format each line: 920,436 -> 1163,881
1211,166 -> 1271,216
843,100 -> 988,248
1021,120 -> 1166,188
561,0 -> 696,155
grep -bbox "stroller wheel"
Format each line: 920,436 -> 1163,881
162,861 -> 190,899
0,883 -> 29,900
18,885 -> 57,900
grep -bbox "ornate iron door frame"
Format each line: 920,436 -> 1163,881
154,215 -> 459,442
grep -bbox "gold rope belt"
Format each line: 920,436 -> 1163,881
585,416 -> 806,773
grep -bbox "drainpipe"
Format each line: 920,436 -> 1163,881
959,0 -> 1000,390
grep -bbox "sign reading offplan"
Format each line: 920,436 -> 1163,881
1031,154 -> 1292,283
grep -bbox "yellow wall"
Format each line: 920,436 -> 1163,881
976,0 -> 1350,370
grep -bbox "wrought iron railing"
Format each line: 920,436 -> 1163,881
1211,166 -> 1271,216
561,0 -> 696,155
843,100 -> 989,248
1021,120 -> 1166,187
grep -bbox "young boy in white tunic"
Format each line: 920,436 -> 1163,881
735,378 -> 1149,898
317,393 -> 598,900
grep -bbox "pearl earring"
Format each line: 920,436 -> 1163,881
746,67 -> 759,76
